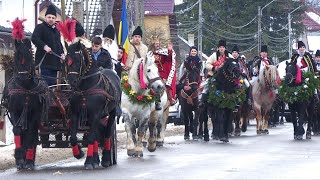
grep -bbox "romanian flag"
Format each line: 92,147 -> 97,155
118,0 -> 129,65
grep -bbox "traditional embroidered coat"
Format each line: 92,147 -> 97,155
205,52 -> 233,76
291,52 -> 316,73
153,48 -> 177,97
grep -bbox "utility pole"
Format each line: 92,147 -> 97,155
257,6 -> 261,54
85,0 -> 89,38
198,0 -> 204,77
198,0 -> 202,61
288,13 -> 291,58
61,0 -> 66,21
288,5 -> 303,59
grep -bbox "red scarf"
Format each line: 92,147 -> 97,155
262,58 -> 269,66
212,55 -> 226,67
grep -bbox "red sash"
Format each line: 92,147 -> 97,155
212,55 -> 226,67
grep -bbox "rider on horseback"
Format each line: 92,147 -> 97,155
150,38 -> 177,110
250,45 -> 274,85
122,26 -> 148,72
291,41 -> 316,73
201,40 -> 233,105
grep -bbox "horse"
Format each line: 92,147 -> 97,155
66,40 -> 121,169
1,38 -> 48,170
208,58 -> 241,142
284,61 -> 313,140
252,64 -> 280,134
198,79 -> 210,141
122,51 -> 167,157
177,66 -> 200,140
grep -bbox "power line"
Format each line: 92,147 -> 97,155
213,11 -> 257,29
175,0 -> 200,15
203,23 -> 257,37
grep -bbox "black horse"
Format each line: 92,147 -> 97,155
178,66 -> 200,140
1,39 -> 48,170
66,41 -> 121,169
208,58 -> 241,142
284,61 -> 313,140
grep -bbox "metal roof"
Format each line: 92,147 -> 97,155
145,0 -> 174,16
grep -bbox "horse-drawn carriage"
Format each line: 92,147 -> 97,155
0,18 -> 120,170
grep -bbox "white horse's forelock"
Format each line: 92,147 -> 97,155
258,65 -> 278,89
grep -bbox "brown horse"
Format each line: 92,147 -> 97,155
252,65 -> 280,134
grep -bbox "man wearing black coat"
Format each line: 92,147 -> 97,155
31,4 -> 65,86
89,36 -> 113,69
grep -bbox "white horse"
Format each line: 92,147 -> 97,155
122,51 -> 169,157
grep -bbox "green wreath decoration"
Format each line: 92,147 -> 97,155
121,75 -> 159,105
207,78 -> 247,110
279,72 -> 320,103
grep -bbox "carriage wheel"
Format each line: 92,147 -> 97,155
112,122 -> 117,165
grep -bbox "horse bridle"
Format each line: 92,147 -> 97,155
137,61 -> 162,89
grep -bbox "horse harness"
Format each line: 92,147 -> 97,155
137,60 -> 163,90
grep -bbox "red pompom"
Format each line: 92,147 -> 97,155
56,19 -> 76,42
11,18 -> 27,40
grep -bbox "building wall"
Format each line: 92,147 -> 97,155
144,15 -> 171,42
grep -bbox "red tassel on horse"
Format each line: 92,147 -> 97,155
93,141 -> 99,153
72,144 -> 80,156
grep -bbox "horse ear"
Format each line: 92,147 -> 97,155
266,65 -> 270,70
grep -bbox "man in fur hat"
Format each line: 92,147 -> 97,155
102,24 -> 119,67
123,26 -> 148,72
200,40 -> 233,105
315,50 -> 320,73
290,41 -> 315,73
250,45 -> 274,84
205,40 -> 233,77
32,4 -> 65,86
231,45 -> 250,85
149,38 -> 177,109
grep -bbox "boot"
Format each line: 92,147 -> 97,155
155,99 -> 162,111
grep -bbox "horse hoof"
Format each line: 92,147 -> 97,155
92,162 -> 99,169
184,135 -> 190,140
192,136 -> 198,140
296,135 -> 303,140
16,164 -> 24,170
127,149 -> 136,157
137,151 -> 143,157
24,161 -> 35,170
198,135 -> 203,139
101,160 -> 111,168
156,141 -> 164,147
142,141 -> 147,147
84,163 -> 94,170
294,135 -> 297,140
263,129 -> 269,134
147,145 -> 156,152
220,137 -> 229,143
306,132 -> 312,140
212,135 -> 219,140
204,135 -> 209,142
257,130 -> 262,135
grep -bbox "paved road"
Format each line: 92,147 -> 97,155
1,123 -> 320,179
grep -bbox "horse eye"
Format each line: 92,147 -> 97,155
147,69 -> 151,72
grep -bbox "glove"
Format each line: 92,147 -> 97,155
43,45 -> 52,53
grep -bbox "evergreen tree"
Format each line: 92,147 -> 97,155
175,0 -> 305,61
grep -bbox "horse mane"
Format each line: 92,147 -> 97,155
258,65 -> 278,88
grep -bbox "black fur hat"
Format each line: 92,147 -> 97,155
218,40 -> 226,48
103,25 -> 115,40
316,50 -> 320,57
261,45 -> 268,53
45,4 -> 57,16
132,26 -> 142,37
231,45 -> 239,52
298,41 -> 305,49
75,21 -> 85,37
